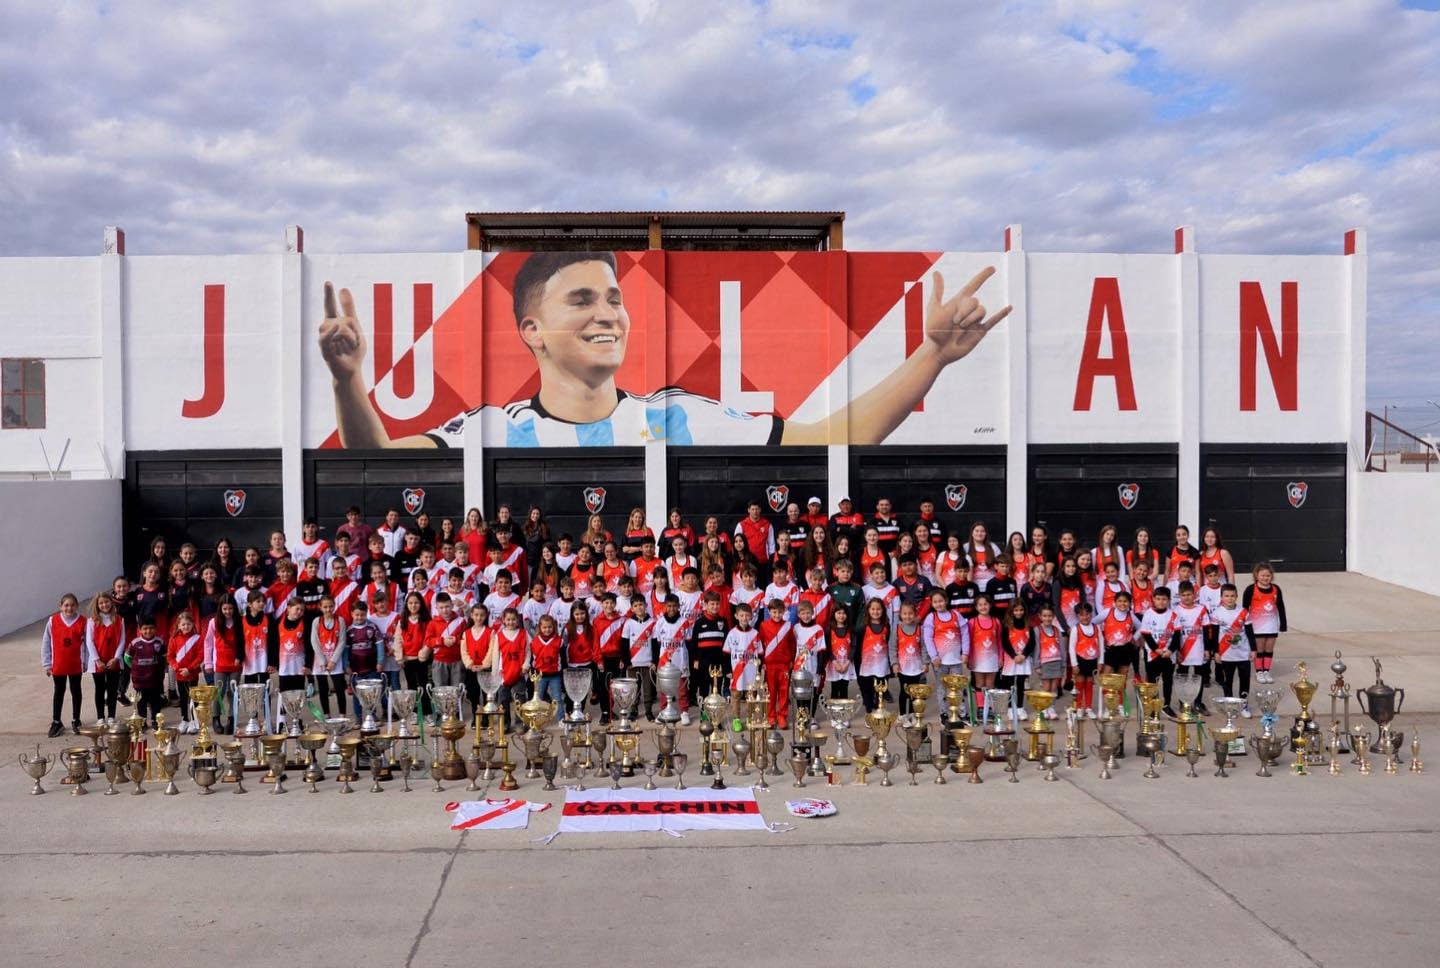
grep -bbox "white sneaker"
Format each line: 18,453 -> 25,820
680,711 -> 691,726
1085,708 -> 1096,720
1017,708 -> 1029,720
1241,704 -> 1252,719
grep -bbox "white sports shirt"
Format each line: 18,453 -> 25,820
425,387 -> 782,448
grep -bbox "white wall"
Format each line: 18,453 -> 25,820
0,479 -> 122,634
1351,472 -> 1440,597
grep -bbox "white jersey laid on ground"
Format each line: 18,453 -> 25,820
424,388 -> 782,448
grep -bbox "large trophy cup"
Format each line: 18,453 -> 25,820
189,683 -> 219,756
279,689 -> 307,739
1023,689 -> 1056,761
607,677 -> 641,777
563,668 -> 592,723
1289,662 -> 1325,766
1329,651 -> 1353,754
1357,658 -> 1405,763
1249,684 -> 1289,776
866,684 -> 899,786
940,672 -> 971,727
983,688 -> 1013,761
1097,672 -> 1128,757
825,698 -> 859,765
1212,697 -> 1247,763
390,689 -> 420,739
427,684 -> 468,780
103,724 -> 130,795
354,680 -> 385,733
1173,671 -> 1204,758
236,682 -> 269,766
513,674 -> 556,782
655,665 -> 683,724
18,746 -> 55,795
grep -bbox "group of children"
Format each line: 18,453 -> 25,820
39,503 -> 1289,740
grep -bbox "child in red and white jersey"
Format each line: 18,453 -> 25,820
799,567 -> 833,630
1001,600 -> 1033,720
42,592 -> 87,736
1055,558 -> 1088,631
1243,561 -> 1287,684
1092,524 -> 1127,581
530,615 -> 565,722
310,593 -> 350,718
1093,559 -> 1127,615
1171,582 -> 1214,716
483,570 -> 522,629
87,592 -> 126,725
922,587 -> 969,677
967,594 -> 1002,714
862,562 -> 900,625
824,606 -> 856,701
459,604 -> 492,714
1128,558 -> 1156,619
621,597 -> 658,720
857,597 -> 894,713
763,560 -> 800,624
290,518 -> 331,569
1210,584 -> 1252,717
757,599 -> 796,728
792,598 -> 828,720
1197,564 -> 1225,613
894,601 -> 930,717
203,597 -> 243,733
167,611 -> 204,733
1067,601 -> 1103,719
653,596 -> 693,724
1032,604 -> 1066,719
724,603 -> 761,714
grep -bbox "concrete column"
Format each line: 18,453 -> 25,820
99,227 -> 126,479
280,226 -> 305,536
461,250 -> 487,514
1343,228 -> 1367,570
644,252 -> 669,529
1175,225 -> 1201,529
1003,224 -> 1028,535
827,251 -> 851,510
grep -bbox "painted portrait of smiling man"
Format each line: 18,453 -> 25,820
318,250 -> 1007,448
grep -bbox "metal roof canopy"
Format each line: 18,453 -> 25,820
465,210 -> 845,251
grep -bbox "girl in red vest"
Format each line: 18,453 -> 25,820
167,611 -> 204,733
43,592 -> 88,736
88,591 -> 125,726
1127,527 -> 1161,578
393,592 -> 432,719
1068,602 -> 1103,718
204,597 -> 244,733
460,604 -> 492,713
967,594 -> 1001,714
490,607 -> 531,729
531,614 -> 565,722
1243,561 -> 1288,684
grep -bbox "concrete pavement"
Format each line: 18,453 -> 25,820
1,571 -> 1436,967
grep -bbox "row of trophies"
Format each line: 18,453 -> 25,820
16,652 -> 1425,796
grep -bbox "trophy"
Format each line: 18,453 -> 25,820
983,687 -> 1012,761
1040,753 -> 1061,781
159,746 -> 185,795
1097,717 -> 1124,773
1173,670 -> 1203,756
465,752 -> 483,791
1135,680 -> 1164,737
794,669 -> 819,743
477,670 -> 502,715
590,730 -> 608,780
654,722 -> 678,776
940,672 -> 970,726
63,747 -> 91,795
427,684 -> 468,780
824,698 -> 858,764
189,682 -> 219,755
1292,732 -> 1310,776
220,741 -> 247,791
655,666 -> 683,724
237,683 -> 268,737
1136,732 -> 1164,779
672,751 -> 689,790
874,745 -> 899,787
766,730 -> 786,777
77,724 -> 107,777
931,739 -> 950,784
709,740 -> 727,790
563,668 -> 592,723
299,732 -> 328,791
790,746 -> 808,788
366,732 -> 398,792
1357,658 -> 1405,762
1288,662 -> 1324,765
390,689 -> 420,739
1091,741 -> 1114,779
277,689 -> 306,738
126,713 -> 148,794
730,730 -> 751,776
964,745 -> 985,783
1098,672 -> 1128,757
1213,727 -> 1239,778
1350,727 -> 1372,775
188,755 -> 218,794
902,723 -> 926,785
103,725 -> 130,796
1023,689 -> 1056,761
514,678 -> 557,779
18,746 -> 56,795
1002,737 -> 1020,783
259,734 -> 287,785
354,680 -> 385,733
1327,722 -> 1344,776
866,685 -> 898,769
1410,728 -> 1423,774
1329,651 -> 1353,754
1249,731 -> 1289,777
1212,697 -> 1247,763
337,736 -> 364,793
610,677 -> 640,731
697,718 -> 716,776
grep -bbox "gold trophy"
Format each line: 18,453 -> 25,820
1410,727 -> 1423,774
940,672 -> 970,725
189,683 -> 219,756
1098,672 -> 1128,758
515,673 -> 556,780
1327,722 -> 1343,776
949,726 -> 974,774
1023,690 -> 1056,761
1289,662 -> 1324,765
866,683 -> 898,786
1135,681 -> 1164,735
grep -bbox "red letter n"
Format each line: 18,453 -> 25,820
1073,277 -> 1137,411
1239,281 -> 1298,411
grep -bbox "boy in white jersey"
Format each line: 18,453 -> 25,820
652,595 -> 692,725
862,562 -> 900,624
548,577 -> 580,631
483,570 -> 521,629
1210,583 -> 1252,717
1196,564 -> 1225,613
723,603 -> 761,719
520,582 -> 551,635
792,599 -> 828,721
1171,581 -> 1214,717
763,561 -> 801,623
621,597 -> 657,720
1138,586 -> 1178,717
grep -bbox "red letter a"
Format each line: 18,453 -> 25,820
1073,277 -> 1137,411
1239,281 -> 1298,411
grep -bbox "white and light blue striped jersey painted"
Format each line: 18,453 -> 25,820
424,387 -> 783,448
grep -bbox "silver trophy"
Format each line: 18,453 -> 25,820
390,689 -> 419,738
279,689 -> 307,738
428,684 -> 464,722
654,667 -> 682,724
237,683 -> 268,737
610,677 -> 640,730
1252,685 -> 1284,737
1212,697 -> 1247,759
563,668 -> 592,722
825,698 -> 859,765
477,669 -> 502,714
354,680 -> 385,732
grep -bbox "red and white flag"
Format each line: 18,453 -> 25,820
554,788 -> 775,836
446,798 -> 551,831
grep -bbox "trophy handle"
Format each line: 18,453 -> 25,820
1356,691 -> 1369,716
1394,688 -> 1405,714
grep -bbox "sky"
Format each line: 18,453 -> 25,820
1,0 -> 1437,424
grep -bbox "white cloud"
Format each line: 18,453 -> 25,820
0,0 -> 1435,404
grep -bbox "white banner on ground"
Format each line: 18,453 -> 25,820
555,787 -> 773,835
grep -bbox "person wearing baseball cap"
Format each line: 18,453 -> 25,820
829,497 -> 864,549
804,496 -> 828,529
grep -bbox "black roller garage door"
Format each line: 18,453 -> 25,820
486,449 -> 645,542
1029,446 -> 1178,550
1201,444 -> 1345,572
850,446 -> 1006,540
307,450 -> 464,530
124,451 -> 282,567
668,447 -> 827,532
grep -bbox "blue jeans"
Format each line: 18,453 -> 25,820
537,674 -> 565,722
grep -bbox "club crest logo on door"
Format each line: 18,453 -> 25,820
1117,483 -> 1140,511
1286,481 -> 1308,509
223,489 -> 246,517
944,484 -> 968,511
766,484 -> 789,513
402,488 -> 426,515
583,487 -> 607,513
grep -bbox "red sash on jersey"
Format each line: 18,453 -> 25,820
730,630 -> 758,690
1178,609 -> 1206,663
763,621 -> 793,659
1216,609 -> 1248,659
1146,611 -> 1177,660
174,633 -> 201,666
627,619 -> 656,664
793,625 -> 825,673
657,626 -> 685,671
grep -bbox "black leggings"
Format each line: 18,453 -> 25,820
51,674 -> 82,724
858,674 -> 888,712
1216,661 -> 1250,700
403,660 -> 432,716
136,686 -> 165,723
1145,655 -> 1175,706
93,670 -> 121,720
897,673 -> 927,716
315,674 -> 348,715
830,679 -> 851,700
176,680 -> 193,722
